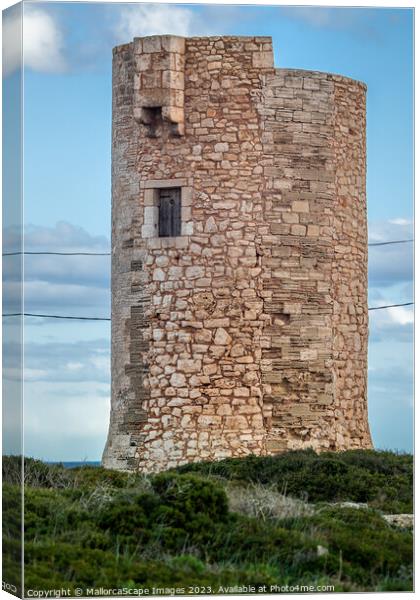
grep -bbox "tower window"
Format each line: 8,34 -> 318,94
158,187 -> 181,237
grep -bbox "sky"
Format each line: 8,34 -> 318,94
2,1 -> 414,460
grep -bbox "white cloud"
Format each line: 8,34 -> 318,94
369,296 -> 413,343
112,3 -> 247,43
23,6 -> 66,73
389,218 -> 411,226
3,5 -> 66,75
114,4 -> 196,42
4,338 -> 110,384
5,221 -> 109,252
369,218 -> 413,244
387,305 -> 414,326
65,362 -> 84,371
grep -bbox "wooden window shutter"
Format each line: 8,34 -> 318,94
158,188 -> 181,237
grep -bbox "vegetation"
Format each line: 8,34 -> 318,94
176,449 -> 413,514
2,450 -> 413,594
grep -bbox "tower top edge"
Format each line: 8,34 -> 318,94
113,35 -> 273,54
111,36 -> 366,88
274,67 -> 367,90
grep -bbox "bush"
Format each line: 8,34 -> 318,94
152,473 -> 229,523
282,506 -> 413,588
175,449 -> 413,513
97,491 -> 158,549
70,465 -> 138,489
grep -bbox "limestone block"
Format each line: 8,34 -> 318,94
162,70 -> 185,91
142,36 -> 162,53
252,50 -> 274,69
161,35 -> 186,54
214,328 -> 232,345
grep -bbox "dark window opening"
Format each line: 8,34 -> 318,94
158,188 -> 181,237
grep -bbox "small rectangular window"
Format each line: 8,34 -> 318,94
158,188 -> 181,237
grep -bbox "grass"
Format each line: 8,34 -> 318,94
2,450 -> 413,595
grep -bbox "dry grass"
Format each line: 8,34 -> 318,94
226,482 -> 314,521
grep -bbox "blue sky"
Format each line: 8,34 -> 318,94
3,2 -> 414,460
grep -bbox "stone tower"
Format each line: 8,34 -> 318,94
102,35 -> 372,473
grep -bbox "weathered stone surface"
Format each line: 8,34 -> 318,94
383,514 -> 414,529
102,35 -> 371,473
214,328 -> 232,346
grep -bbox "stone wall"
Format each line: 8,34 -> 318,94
102,35 -> 371,473
258,69 -> 371,452
331,77 -> 371,449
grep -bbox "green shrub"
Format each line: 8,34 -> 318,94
152,473 -> 229,523
176,449 -> 413,513
97,491 -> 158,547
282,507 -> 413,588
24,487 -> 90,539
24,541 -> 131,589
70,465 -> 136,489
2,484 -> 22,538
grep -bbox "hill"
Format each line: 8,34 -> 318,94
2,449 -> 413,594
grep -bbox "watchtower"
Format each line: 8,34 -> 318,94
103,35 -> 372,472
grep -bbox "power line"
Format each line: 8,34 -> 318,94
3,251 -> 111,256
368,239 -> 413,247
1,239 -> 414,256
3,313 -> 110,321
2,302 -> 414,320
368,302 -> 414,311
